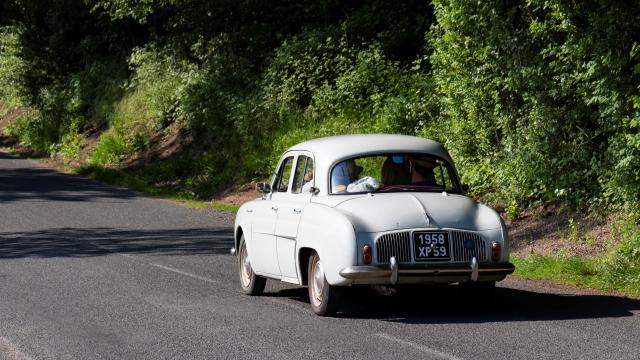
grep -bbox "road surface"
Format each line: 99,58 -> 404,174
1,151 -> 638,359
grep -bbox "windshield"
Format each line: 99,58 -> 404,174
330,153 -> 460,194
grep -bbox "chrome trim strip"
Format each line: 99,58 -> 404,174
339,263 -> 515,280
375,231 -> 412,264
390,256 -> 398,284
339,267 -> 391,278
470,256 -> 478,281
375,229 -> 488,264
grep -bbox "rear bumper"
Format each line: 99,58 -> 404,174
339,259 -> 515,285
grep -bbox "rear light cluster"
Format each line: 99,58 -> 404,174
491,241 -> 501,262
362,244 -> 372,265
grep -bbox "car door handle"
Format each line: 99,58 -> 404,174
246,209 -> 253,213
271,206 -> 278,211
293,208 -> 302,214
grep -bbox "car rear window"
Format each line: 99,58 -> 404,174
330,154 -> 460,194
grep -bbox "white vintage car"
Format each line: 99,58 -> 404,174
232,134 -> 514,316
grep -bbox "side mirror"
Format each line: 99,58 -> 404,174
461,184 -> 470,192
256,182 -> 272,194
309,186 -> 320,195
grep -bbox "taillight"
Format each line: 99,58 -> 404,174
362,245 -> 372,265
491,241 -> 501,262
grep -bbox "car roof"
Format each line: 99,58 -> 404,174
280,134 -> 457,196
287,134 -> 453,163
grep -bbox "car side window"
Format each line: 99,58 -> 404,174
292,156 -> 314,194
273,156 -> 294,192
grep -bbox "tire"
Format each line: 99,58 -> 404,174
308,252 -> 341,316
238,236 -> 266,295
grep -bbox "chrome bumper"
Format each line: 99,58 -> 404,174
339,256 -> 515,284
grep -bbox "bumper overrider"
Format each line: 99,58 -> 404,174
339,256 -> 515,285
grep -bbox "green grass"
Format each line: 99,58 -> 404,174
512,255 -> 601,288
512,253 -> 640,297
511,214 -> 640,298
182,200 -> 240,213
76,165 -> 239,213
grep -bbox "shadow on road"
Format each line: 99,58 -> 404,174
0,227 -> 234,258
268,285 -> 640,323
0,155 -> 136,203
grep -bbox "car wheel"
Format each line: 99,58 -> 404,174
308,252 -> 341,316
238,236 -> 266,295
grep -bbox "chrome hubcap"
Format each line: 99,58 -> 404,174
240,244 -> 252,287
311,259 -> 325,305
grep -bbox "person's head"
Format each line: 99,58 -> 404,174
304,170 -> 313,182
410,158 -> 436,183
331,159 -> 363,192
381,156 -> 411,186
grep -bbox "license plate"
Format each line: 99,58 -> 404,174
413,232 -> 450,261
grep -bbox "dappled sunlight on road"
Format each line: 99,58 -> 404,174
0,227 -> 233,258
0,153 -> 137,203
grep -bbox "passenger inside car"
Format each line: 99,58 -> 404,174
410,158 -> 437,186
381,155 -> 411,186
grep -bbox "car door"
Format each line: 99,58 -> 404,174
272,153 -> 314,281
249,155 -> 294,277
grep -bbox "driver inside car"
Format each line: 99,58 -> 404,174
331,159 -> 363,193
301,169 -> 314,193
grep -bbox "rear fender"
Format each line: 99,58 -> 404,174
296,203 -> 356,286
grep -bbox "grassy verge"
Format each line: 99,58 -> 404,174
1,110 -> 242,213
512,255 -> 605,290
512,216 -> 640,297
179,199 -> 241,213
76,165 -> 240,213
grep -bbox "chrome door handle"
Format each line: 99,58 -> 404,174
271,206 -> 278,211
293,209 -> 302,214
246,209 -> 253,213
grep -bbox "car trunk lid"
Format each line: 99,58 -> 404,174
333,192 -> 480,232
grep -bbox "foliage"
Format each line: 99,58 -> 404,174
0,26 -> 25,107
89,131 -> 130,167
3,113 -> 40,147
513,213 -> 640,296
430,0 -> 640,213
0,0 -> 639,217
600,215 -> 640,292
55,117 -> 85,164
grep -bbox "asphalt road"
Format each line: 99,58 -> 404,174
1,151 -> 639,360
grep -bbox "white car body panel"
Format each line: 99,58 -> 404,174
334,192 -> 502,233
242,200 -> 280,277
272,191 -> 311,280
295,203 -> 357,285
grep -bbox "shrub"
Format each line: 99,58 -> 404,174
601,215 -> 640,292
429,0 -> 640,212
56,117 -> 85,164
0,26 -> 26,107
